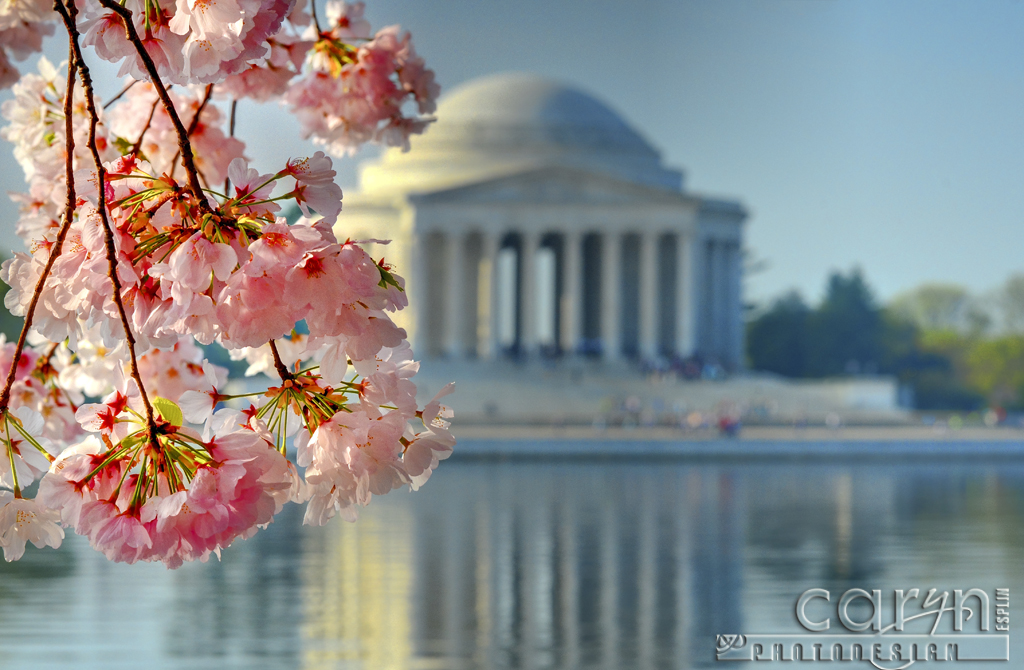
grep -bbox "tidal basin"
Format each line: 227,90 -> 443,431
1,441 -> 1023,669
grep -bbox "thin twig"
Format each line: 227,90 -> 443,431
94,0 -> 211,214
0,15 -> 79,412
129,97 -> 160,156
194,163 -> 210,190
188,84 -> 214,136
223,98 -> 237,194
40,342 -> 60,366
56,0 -> 158,433
169,83 -> 213,181
32,341 -> 61,380
310,0 -> 323,34
102,79 -> 137,109
269,340 -> 295,381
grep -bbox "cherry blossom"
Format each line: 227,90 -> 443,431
0,0 -> 453,568
0,406 -> 59,491
0,492 -> 64,561
285,1 -> 439,155
178,360 -> 229,438
280,152 -> 343,223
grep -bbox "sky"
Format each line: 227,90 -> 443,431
3,0 -> 1024,305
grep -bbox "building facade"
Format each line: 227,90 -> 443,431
337,73 -> 747,369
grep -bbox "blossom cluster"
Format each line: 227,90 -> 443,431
0,0 -> 450,567
0,0 -> 54,88
286,1 -> 439,154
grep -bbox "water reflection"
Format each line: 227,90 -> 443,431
1,451 -> 1023,669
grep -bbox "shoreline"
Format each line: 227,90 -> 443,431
446,425 -> 1024,460
452,424 -> 1024,442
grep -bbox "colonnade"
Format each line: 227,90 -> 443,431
298,467 -> 744,669
413,227 -> 744,368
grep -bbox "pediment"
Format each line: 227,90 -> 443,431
407,166 -> 691,207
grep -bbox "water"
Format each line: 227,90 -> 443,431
0,443 -> 1022,669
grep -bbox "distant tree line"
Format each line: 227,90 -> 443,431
747,270 -> 1024,410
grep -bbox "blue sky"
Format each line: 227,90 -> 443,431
4,0 -> 1024,305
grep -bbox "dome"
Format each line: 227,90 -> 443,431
357,73 -> 684,195
428,73 -> 658,156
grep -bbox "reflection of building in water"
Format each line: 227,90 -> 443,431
739,467 -> 896,637
338,73 -> 748,369
300,510 -> 414,670
7,464 -> 1024,667
296,464 -> 751,668
690,470 -> 745,660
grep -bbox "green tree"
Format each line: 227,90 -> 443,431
886,321 -> 983,410
805,269 -> 882,376
746,291 -> 810,377
965,335 -> 1024,407
746,271 -> 988,410
888,283 -> 987,334
998,274 -> 1024,333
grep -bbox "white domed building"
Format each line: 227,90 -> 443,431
338,73 -> 747,370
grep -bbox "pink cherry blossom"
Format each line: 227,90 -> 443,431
280,152 -> 343,224
0,493 -> 64,561
179,360 -> 228,437
246,220 -> 323,275
0,406 -> 58,490
36,435 -> 108,528
168,232 -> 237,291
286,10 -> 438,156
137,338 -> 226,403
0,0 -> 454,567
325,1 -> 370,39
403,382 -> 455,489
79,0 -> 298,87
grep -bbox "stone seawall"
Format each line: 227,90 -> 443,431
413,361 -> 908,427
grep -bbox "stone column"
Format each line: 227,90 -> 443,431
410,230 -> 430,357
639,231 -> 659,360
726,242 -> 743,370
676,232 -> 698,358
519,231 -> 540,356
697,239 -> 712,356
443,231 -> 465,358
705,239 -> 722,359
714,240 -> 730,363
600,230 -> 621,361
478,232 -> 500,359
560,231 -> 582,355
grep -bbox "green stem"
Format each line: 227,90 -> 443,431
4,412 -> 21,498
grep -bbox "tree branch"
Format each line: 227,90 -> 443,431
94,0 -> 211,214
169,83 -> 213,182
103,79 -> 137,110
269,340 -> 295,381
55,0 -> 158,433
310,0 -> 323,34
223,98 -> 238,194
187,84 -> 214,136
0,14 -> 79,412
129,97 -> 160,156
